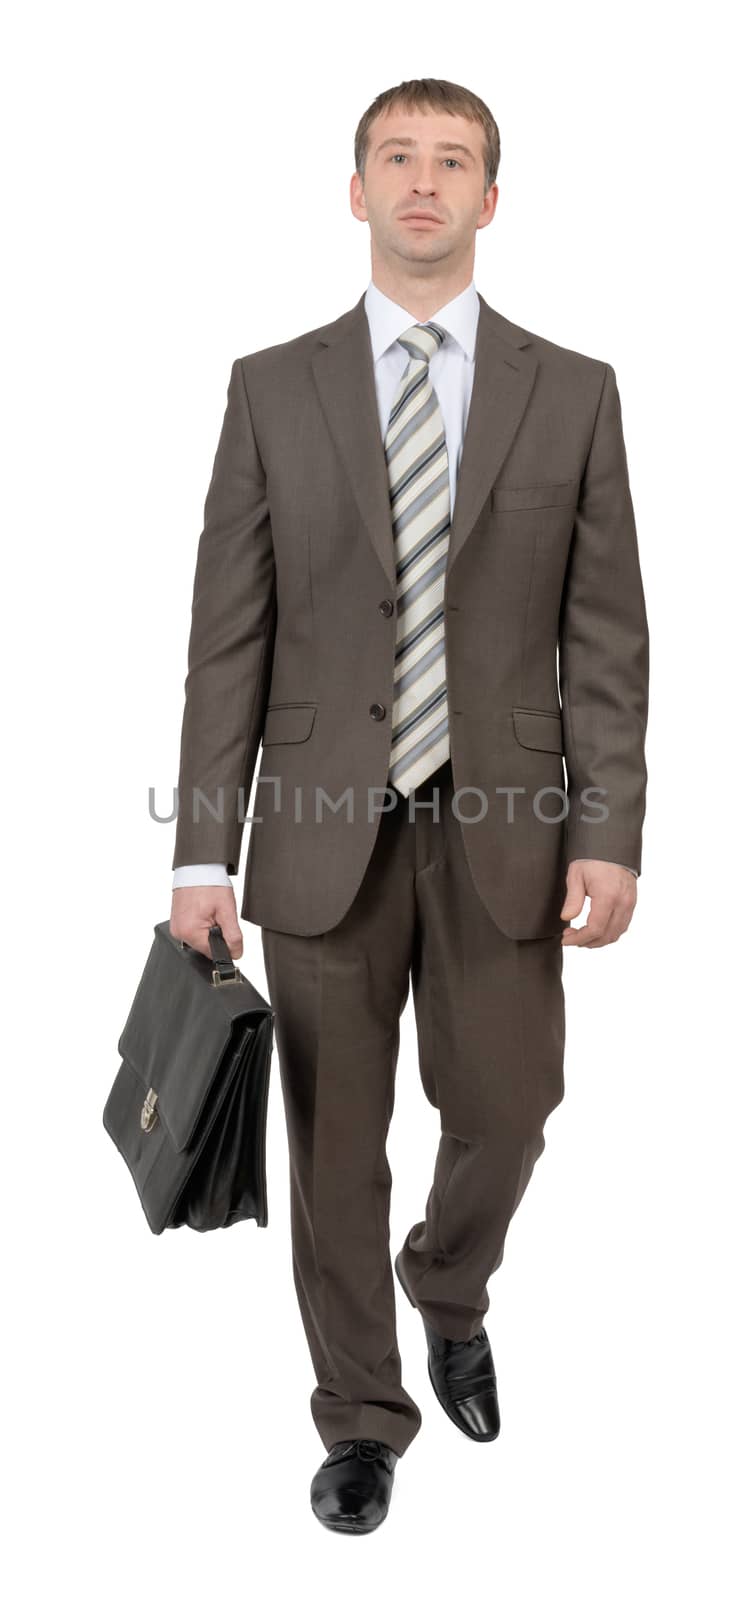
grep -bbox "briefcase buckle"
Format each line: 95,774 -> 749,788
211,968 -> 243,986
140,1088 -> 159,1132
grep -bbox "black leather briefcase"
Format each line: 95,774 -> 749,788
103,922 -> 275,1234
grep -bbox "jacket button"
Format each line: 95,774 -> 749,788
369,702 -> 386,721
378,598 -> 394,616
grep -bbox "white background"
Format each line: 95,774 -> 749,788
3,1 -> 747,1594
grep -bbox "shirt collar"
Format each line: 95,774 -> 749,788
364,277 -> 479,364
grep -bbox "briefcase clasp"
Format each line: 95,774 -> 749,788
140,1087 -> 159,1132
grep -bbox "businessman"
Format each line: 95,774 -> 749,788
170,78 -> 649,1534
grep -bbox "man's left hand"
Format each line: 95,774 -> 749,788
560,860 -> 638,948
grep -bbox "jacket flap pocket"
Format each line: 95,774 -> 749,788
512,708 -> 564,753
262,702 -> 317,746
492,481 -> 578,512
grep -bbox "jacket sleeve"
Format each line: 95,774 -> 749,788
559,362 -> 649,874
172,357 -> 277,874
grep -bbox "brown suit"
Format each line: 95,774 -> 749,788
172,289 -> 648,1454
173,289 -> 648,933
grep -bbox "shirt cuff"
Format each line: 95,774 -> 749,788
569,858 -> 639,878
172,863 -> 232,889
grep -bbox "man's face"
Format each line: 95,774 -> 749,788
350,107 -> 497,266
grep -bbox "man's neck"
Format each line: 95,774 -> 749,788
370,263 -> 474,324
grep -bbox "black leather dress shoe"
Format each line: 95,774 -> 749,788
394,1249 -> 500,1442
310,1438 -> 398,1533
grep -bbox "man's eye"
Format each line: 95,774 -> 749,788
389,154 -> 461,168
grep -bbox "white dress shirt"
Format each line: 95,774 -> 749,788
173,279 -> 635,887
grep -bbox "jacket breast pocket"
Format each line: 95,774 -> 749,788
512,707 -> 564,753
492,481 -> 578,513
262,702 -> 317,746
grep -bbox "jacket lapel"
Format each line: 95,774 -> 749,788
310,288 -> 539,589
447,291 -> 538,576
311,294 -> 396,586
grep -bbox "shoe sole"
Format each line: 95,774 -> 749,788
312,1510 -> 387,1534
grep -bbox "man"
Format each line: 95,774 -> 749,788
170,78 -> 648,1534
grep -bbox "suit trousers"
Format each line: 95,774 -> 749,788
260,755 -> 566,1457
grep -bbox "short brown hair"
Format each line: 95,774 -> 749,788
354,78 -> 500,195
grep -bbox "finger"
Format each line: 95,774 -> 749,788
583,916 -> 618,947
560,865 -> 587,921
170,905 -> 208,951
218,914 -> 243,961
571,893 -> 636,947
560,892 -> 586,921
560,893 -> 586,922
562,895 -> 617,946
171,910 -> 226,961
205,890 -> 243,959
186,923 -> 215,959
562,906 -> 612,945
586,902 -> 635,947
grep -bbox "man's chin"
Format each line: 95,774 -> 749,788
386,235 -> 450,263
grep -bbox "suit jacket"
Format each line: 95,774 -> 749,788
172,289 -> 649,940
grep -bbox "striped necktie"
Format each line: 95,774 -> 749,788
385,321 -> 451,796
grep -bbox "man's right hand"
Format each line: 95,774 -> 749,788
169,886 -> 243,961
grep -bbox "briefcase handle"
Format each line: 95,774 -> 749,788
208,923 -> 244,987
178,923 -> 244,986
